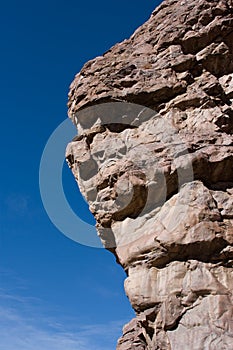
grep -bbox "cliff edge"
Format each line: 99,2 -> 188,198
66,0 -> 233,348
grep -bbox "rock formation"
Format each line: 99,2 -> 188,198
66,0 -> 233,348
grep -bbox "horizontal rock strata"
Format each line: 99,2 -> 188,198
66,0 -> 233,348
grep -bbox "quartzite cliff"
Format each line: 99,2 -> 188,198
66,0 -> 233,348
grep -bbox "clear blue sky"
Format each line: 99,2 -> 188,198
0,1 -> 162,349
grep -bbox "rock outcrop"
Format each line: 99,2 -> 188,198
66,0 -> 233,348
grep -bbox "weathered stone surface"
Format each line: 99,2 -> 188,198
66,0 -> 233,348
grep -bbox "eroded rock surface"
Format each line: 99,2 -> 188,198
66,0 -> 233,348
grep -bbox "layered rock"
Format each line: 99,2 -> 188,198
66,0 -> 233,348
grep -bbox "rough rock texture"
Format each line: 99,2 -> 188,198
66,0 -> 233,348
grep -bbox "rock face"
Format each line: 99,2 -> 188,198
66,0 -> 233,348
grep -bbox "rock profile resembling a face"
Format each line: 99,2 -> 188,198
66,0 -> 233,348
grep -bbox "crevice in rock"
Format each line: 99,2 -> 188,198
123,84 -> 188,110
112,183 -> 148,221
103,123 -> 137,133
215,110 -> 233,134
210,181 -> 233,191
127,237 -> 229,269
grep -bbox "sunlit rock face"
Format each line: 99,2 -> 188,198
66,0 -> 233,348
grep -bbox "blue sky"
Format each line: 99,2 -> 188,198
0,1 -> 162,348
